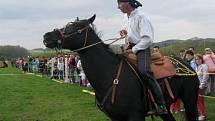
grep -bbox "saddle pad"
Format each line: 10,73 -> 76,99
151,57 -> 176,79
126,52 -> 176,79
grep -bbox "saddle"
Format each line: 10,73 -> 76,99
126,52 -> 176,79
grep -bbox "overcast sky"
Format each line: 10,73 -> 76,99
0,0 -> 215,49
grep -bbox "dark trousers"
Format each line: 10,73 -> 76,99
136,48 -> 165,105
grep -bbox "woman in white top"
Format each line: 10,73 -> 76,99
195,54 -> 209,121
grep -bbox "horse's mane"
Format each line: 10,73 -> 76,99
89,24 -> 121,57
90,23 -> 102,38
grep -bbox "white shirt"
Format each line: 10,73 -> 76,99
57,62 -> 64,71
196,64 -> 209,89
77,60 -> 86,80
123,9 -> 154,53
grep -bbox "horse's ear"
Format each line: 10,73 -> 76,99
88,14 -> 96,24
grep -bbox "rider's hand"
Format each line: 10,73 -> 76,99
119,30 -> 127,37
123,49 -> 133,55
126,49 -> 133,53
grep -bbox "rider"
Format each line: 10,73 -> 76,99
117,0 -> 168,114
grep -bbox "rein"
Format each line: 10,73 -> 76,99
55,24 -> 126,52
73,36 -> 126,52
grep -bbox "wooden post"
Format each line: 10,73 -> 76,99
64,56 -> 70,83
51,57 -> 55,77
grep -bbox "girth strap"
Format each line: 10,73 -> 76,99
111,60 -> 124,104
101,59 -> 124,107
164,78 -> 175,100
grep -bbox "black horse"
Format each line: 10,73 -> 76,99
43,15 -> 199,121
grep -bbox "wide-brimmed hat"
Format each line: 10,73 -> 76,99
117,0 -> 142,8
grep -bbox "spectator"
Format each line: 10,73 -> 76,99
77,59 -> 87,86
75,56 -> 81,83
185,50 -> 197,70
39,56 -> 46,73
203,48 -> 215,95
34,57 -> 40,72
152,46 -> 160,53
203,48 -> 215,73
195,54 -> 209,121
68,55 -> 77,83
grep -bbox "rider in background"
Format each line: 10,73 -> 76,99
117,0 -> 167,114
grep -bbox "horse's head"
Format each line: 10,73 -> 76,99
43,15 -> 96,50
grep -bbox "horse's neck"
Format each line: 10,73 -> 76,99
78,35 -> 120,99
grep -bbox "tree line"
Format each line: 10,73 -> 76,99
0,45 -> 30,60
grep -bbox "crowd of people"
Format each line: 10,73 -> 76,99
14,54 -> 90,87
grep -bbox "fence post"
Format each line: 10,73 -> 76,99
51,57 -> 55,77
64,56 -> 70,83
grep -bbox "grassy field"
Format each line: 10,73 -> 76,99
0,67 -> 215,121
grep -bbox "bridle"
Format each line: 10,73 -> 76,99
54,22 -> 125,52
54,23 -> 90,51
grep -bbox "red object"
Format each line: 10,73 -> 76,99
170,99 -> 181,113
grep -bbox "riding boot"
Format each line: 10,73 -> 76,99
141,72 -> 168,115
136,48 -> 167,114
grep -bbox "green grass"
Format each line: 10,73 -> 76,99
0,67 -> 215,121
0,67 -> 107,121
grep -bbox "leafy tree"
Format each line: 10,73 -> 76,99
0,45 -> 30,59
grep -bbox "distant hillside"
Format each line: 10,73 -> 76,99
152,39 -> 184,48
110,37 -> 215,55
153,38 -> 215,55
31,48 -> 44,51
